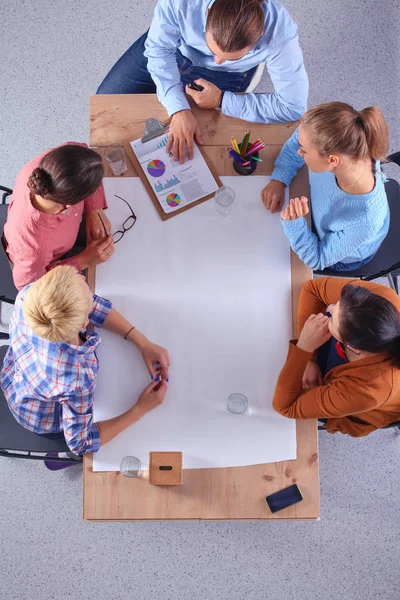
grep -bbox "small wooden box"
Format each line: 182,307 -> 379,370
149,452 -> 183,486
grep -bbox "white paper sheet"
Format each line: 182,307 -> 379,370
93,176 -> 295,471
130,135 -> 219,214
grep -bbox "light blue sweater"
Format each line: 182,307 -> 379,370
271,128 -> 389,270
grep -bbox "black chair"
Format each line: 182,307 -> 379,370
313,153 -> 400,293
0,185 -> 18,305
0,346 -> 79,463
383,420 -> 400,430
318,420 -> 400,431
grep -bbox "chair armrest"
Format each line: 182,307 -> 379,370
387,152 -> 400,168
0,185 -> 12,205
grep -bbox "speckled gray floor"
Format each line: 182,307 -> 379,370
1,1 -> 400,599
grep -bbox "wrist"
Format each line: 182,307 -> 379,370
127,328 -> 147,350
296,339 -> 314,353
76,251 -> 89,271
172,109 -> 191,117
129,403 -> 146,422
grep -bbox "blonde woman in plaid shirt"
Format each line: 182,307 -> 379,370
0,266 -> 170,458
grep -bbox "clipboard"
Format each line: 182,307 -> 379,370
129,118 -> 222,221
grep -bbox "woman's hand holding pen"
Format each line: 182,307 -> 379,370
86,209 -> 111,241
280,196 -> 309,221
134,335 -> 170,381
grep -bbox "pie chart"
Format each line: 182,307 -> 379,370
166,193 -> 181,207
147,159 -> 166,177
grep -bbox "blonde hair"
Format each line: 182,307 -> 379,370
301,102 -> 389,162
23,266 -> 92,343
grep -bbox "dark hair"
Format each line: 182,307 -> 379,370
206,0 -> 264,53
27,144 -> 104,205
301,102 -> 389,162
339,284 -> 400,367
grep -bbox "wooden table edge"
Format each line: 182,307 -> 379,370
84,100 -> 319,521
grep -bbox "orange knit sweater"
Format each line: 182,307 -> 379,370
272,277 -> 400,436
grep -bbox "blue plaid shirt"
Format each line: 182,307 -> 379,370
0,286 -> 112,455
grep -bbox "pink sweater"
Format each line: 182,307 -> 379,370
4,143 -> 107,289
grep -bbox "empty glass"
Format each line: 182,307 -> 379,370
105,145 -> 127,175
120,456 -> 142,478
214,186 -> 236,216
227,393 -> 248,414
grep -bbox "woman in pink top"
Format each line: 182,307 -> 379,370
4,143 -> 114,290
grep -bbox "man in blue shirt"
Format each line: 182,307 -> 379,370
98,0 -> 308,162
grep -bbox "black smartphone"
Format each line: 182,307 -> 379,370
187,81 -> 204,91
265,484 -> 303,513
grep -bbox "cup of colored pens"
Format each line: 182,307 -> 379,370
228,132 -> 264,176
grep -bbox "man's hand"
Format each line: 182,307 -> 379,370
280,197 -> 309,221
297,313 -> 332,353
86,209 -> 111,242
261,179 -> 286,213
186,78 -> 222,110
302,360 -> 323,389
166,110 -> 203,163
76,236 -> 114,270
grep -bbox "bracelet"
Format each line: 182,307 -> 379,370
124,326 -> 135,340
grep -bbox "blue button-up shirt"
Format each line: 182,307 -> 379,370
144,0 -> 308,123
0,287 -> 112,456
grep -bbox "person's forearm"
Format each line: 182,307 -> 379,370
97,404 -> 145,446
102,307 -> 147,349
272,341 -> 312,416
270,128 -> 305,186
222,90 -> 305,125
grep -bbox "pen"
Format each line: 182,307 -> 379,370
97,212 -> 108,237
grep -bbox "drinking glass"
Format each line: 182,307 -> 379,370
120,456 -> 142,478
214,186 -> 236,216
105,145 -> 127,175
227,393 -> 248,414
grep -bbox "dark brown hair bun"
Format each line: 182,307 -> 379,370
27,167 -> 53,198
28,144 -> 104,206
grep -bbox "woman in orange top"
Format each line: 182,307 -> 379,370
272,277 -> 400,436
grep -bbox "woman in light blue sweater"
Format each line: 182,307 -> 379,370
262,102 -> 390,271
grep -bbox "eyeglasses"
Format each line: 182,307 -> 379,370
112,195 -> 137,243
97,194 -> 137,244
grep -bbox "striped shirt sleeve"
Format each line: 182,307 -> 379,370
89,294 -> 112,327
60,392 -> 101,455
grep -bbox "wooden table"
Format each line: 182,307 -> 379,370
84,94 -> 319,520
